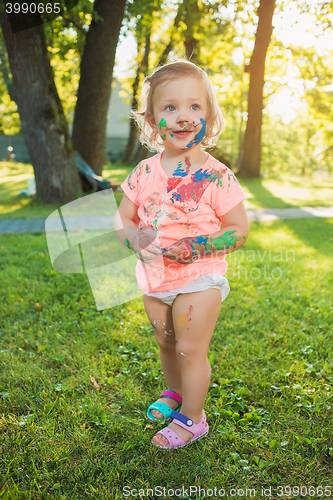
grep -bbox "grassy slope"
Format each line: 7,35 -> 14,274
0,218 -> 332,498
1,161 -> 333,219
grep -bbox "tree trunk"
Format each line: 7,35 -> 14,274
122,50 -> 142,164
183,0 -> 201,64
123,25 -> 152,164
0,9 -> 81,203
72,0 -> 127,176
158,6 -> 183,66
238,0 -> 275,178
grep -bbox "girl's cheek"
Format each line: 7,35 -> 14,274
157,117 -> 174,141
158,117 -> 168,130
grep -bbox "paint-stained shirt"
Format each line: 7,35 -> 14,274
121,152 -> 247,293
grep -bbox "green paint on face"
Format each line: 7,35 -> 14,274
183,122 -> 193,131
158,118 -> 167,129
161,134 -> 166,140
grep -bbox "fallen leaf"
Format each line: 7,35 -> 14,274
89,375 -> 100,390
17,297 -> 23,302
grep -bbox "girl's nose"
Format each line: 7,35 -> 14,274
177,108 -> 190,123
177,120 -> 188,128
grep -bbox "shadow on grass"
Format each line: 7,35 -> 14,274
240,177 -> 293,209
249,217 -> 333,260
281,217 -> 333,259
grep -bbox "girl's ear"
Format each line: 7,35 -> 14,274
147,113 -> 157,132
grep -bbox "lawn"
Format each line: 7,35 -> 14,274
1,217 -> 332,499
0,160 -> 333,219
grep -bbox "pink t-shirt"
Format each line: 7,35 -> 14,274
121,152 -> 247,293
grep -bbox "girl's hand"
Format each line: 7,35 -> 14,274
133,225 -> 162,264
162,237 -> 203,265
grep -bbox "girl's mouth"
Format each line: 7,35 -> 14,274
172,131 -> 192,138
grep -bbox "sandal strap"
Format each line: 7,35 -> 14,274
169,410 -> 193,427
147,402 -> 174,421
172,410 -> 206,431
160,390 -> 182,404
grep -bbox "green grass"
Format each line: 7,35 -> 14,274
1,218 -> 333,498
1,161 -> 333,219
241,174 -> 333,210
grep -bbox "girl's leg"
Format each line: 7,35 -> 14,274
142,295 -> 182,417
152,287 -> 222,447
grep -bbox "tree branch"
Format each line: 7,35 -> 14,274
61,15 -> 86,34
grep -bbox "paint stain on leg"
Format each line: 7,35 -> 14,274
177,312 -> 190,327
177,305 -> 193,327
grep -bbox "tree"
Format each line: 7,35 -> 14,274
122,0 -> 204,163
0,7 -> 81,203
238,0 -> 276,178
72,0 -> 127,176
122,16 -> 152,163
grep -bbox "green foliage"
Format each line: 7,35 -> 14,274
0,90 -> 20,135
0,0 -> 333,175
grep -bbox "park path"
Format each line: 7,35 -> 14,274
0,206 -> 332,234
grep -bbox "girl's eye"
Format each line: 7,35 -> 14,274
166,105 -> 175,111
191,104 -> 200,110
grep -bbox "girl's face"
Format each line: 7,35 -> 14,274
150,77 -> 208,153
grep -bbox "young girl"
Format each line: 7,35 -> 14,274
114,59 -> 249,450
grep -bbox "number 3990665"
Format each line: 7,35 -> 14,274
5,3 -> 61,14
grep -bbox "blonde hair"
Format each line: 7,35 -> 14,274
132,59 -> 224,152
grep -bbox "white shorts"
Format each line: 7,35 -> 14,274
143,273 -> 230,307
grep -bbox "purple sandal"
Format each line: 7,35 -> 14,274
152,410 -> 209,449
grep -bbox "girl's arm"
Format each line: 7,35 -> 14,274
114,194 -> 140,251
201,201 -> 249,256
163,202 -> 249,263
114,194 -> 162,262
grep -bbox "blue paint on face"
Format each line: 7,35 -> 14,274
186,118 -> 206,149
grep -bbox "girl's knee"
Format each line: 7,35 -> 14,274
154,328 -> 176,349
175,341 -> 207,364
